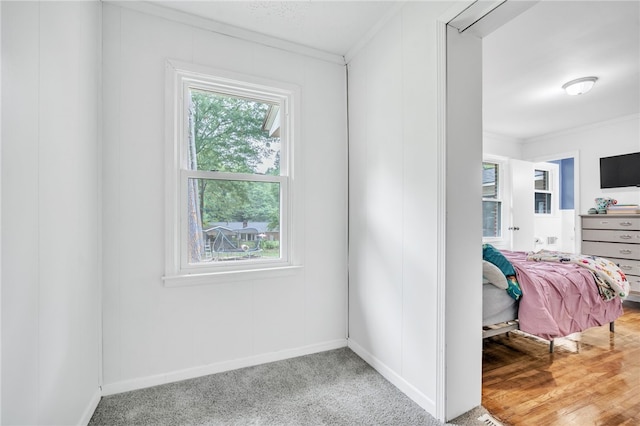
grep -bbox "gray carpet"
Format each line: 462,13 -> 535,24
89,348 -> 489,425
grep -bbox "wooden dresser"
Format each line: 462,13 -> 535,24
581,214 -> 640,302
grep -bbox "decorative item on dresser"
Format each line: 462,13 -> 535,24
581,214 -> 640,302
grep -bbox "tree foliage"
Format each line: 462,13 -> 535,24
189,90 -> 281,230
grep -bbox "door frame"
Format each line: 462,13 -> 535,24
435,0 -> 539,421
529,150 -> 581,253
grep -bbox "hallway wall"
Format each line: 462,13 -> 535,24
1,2 -> 102,424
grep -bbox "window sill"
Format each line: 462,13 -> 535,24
483,237 -> 504,243
162,265 -> 303,287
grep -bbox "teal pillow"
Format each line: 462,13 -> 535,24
483,244 -> 522,300
482,244 -> 515,276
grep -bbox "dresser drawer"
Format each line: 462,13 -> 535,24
628,275 -> 640,294
582,229 -> 640,244
581,216 -> 640,231
581,241 -> 640,260
605,257 -> 640,276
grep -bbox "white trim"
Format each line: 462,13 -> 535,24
435,16 -> 448,424
527,150 -> 581,253
483,153 -> 510,164
165,59 -> 181,282
101,339 -> 348,396
482,157 -> 507,243
523,113 -> 640,144
438,1 -> 477,27
344,64 -> 351,343
182,170 -> 286,183
106,1 -> 345,65
347,339 -> 436,414
164,59 -> 301,281
96,0 -> 105,397
78,388 -> 102,426
527,150 -> 580,165
163,265 -> 303,287
437,0 -> 550,420
447,0 -> 506,34
0,2 -> 3,420
533,164 -> 558,216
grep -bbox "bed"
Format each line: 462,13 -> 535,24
482,280 -> 520,338
482,246 -> 629,351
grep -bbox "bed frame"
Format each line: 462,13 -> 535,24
482,318 -> 615,353
482,320 -> 519,339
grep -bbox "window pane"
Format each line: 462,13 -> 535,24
188,89 -> 281,175
483,163 -> 499,198
534,169 -> 548,191
187,178 -> 281,263
534,192 -> 551,214
483,201 -> 501,237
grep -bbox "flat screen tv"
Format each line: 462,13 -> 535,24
599,152 -> 640,189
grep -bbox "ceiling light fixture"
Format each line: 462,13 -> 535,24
562,76 -> 598,96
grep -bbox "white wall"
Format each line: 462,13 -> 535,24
1,2 -> 102,425
484,131 -> 523,159
486,116 -> 639,253
101,4 -> 348,393
445,24 -> 484,419
523,114 -> 640,214
347,2 -> 478,421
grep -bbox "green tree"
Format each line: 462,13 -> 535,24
191,90 -> 276,174
187,89 -> 281,255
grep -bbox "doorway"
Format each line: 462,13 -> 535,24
450,0 -> 638,423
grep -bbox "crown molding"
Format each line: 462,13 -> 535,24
105,1 -> 346,66
523,113 -> 640,144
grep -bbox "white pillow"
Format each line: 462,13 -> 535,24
482,260 -> 508,290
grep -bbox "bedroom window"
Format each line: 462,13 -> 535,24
483,162 -> 502,238
164,61 -> 300,285
534,169 -> 552,214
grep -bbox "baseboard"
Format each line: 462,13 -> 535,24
101,339 -> 348,396
347,339 -> 437,416
78,388 -> 102,426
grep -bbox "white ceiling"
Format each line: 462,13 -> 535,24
153,0 -> 401,56
482,0 -> 640,140
149,0 -> 640,141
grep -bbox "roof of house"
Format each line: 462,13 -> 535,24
204,222 -> 278,234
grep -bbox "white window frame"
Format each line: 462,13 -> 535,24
482,157 -> 506,244
533,163 -> 559,217
163,60 -> 302,286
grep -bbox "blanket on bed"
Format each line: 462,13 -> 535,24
501,250 -> 623,340
526,250 -> 629,301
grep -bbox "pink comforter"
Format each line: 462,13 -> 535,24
502,251 -> 623,340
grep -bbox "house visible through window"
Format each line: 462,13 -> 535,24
482,162 -> 502,238
165,61 -> 298,282
185,89 -> 283,265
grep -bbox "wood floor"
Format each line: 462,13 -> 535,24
482,300 -> 640,426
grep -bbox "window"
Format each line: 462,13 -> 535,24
534,169 -> 552,214
164,61 -> 300,285
482,162 -> 502,238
